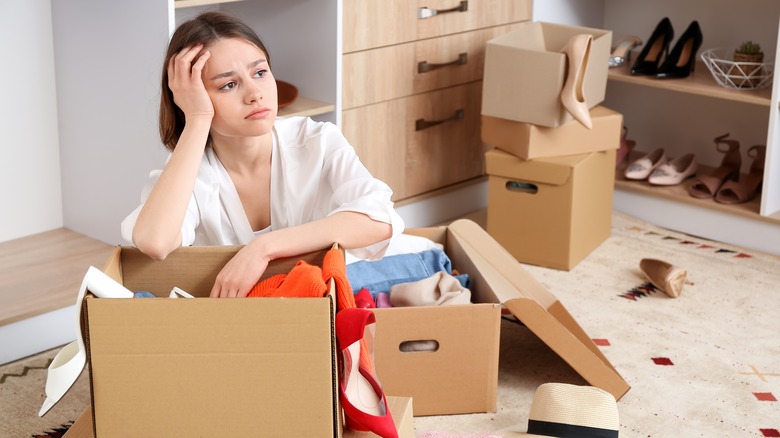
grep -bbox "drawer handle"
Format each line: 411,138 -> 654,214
415,109 -> 464,131
418,53 -> 468,73
418,1 -> 468,19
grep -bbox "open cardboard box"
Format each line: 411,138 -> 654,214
482,21 -> 612,128
485,148 -> 616,270
482,106 -> 623,160
61,245 -> 416,437
374,220 -> 629,409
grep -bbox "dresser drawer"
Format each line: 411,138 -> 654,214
343,23 -> 523,109
342,82 -> 485,201
343,0 -> 531,53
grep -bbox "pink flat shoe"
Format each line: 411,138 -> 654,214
624,148 -> 668,180
648,153 -> 698,185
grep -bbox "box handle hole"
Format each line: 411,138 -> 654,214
399,340 -> 439,353
506,181 -> 538,194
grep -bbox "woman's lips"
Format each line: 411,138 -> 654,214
245,108 -> 271,120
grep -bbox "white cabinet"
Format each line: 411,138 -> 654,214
598,0 -> 780,255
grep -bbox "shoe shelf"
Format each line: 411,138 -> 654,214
608,62 -> 773,107
278,97 -> 335,118
614,159 -> 779,225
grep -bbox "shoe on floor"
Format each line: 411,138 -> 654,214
640,258 -> 687,298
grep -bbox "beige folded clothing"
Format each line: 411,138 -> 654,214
390,271 -> 472,307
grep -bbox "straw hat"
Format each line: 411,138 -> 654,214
504,383 -> 620,437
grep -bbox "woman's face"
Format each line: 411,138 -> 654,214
201,38 -> 278,141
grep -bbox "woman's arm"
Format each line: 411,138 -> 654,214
132,46 -> 214,260
210,211 -> 391,298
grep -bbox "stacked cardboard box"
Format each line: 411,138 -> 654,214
481,21 -> 621,270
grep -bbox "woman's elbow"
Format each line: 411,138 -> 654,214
132,232 -> 178,261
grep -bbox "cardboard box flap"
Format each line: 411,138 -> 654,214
485,149 -> 583,186
539,22 -> 611,51
447,219 -> 630,400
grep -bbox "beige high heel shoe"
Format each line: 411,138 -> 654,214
560,33 -> 593,129
640,258 -> 687,298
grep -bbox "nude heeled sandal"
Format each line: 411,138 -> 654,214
640,258 -> 687,298
689,133 -> 741,199
560,33 -> 593,129
715,145 -> 766,204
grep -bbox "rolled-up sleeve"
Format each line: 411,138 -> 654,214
321,128 -> 404,260
120,169 -> 200,247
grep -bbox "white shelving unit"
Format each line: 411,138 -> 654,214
599,0 -> 780,255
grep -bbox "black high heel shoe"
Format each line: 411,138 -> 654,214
630,17 -> 674,76
656,21 -> 703,79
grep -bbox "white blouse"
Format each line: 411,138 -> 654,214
121,116 -> 404,260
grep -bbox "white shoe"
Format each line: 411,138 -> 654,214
39,267 -> 133,416
625,148 -> 668,180
648,153 -> 698,185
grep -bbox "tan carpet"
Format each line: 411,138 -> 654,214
2,212 -> 779,437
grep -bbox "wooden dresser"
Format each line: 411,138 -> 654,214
341,0 -> 532,202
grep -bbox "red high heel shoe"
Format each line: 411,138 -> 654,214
336,308 -> 398,438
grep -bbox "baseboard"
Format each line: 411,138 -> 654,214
395,180 -> 488,228
0,305 -> 76,365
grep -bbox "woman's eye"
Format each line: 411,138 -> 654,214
254,69 -> 268,78
218,81 -> 237,91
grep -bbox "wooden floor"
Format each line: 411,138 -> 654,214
0,228 -> 114,326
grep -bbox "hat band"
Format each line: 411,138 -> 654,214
527,419 -> 618,438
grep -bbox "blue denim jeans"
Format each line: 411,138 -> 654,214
346,249 -> 469,296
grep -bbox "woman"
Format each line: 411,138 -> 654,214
121,11 -> 403,298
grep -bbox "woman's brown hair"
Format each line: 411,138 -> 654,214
159,11 -> 270,151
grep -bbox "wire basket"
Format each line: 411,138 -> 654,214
701,47 -> 773,90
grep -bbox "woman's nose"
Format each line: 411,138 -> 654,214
244,85 -> 262,104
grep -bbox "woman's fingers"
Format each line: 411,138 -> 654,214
168,44 -> 206,87
167,44 -> 214,118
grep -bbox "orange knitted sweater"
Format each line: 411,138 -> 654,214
247,248 -> 373,372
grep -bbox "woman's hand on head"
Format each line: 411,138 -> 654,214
168,44 -> 214,121
209,240 -> 271,298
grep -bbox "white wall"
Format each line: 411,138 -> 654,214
0,1 -> 63,242
52,0 -> 170,245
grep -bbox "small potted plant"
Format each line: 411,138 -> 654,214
733,40 -> 764,87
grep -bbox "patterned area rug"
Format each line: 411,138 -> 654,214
415,212 -> 780,437
2,212 -> 778,437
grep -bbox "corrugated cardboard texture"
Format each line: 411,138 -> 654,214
85,246 -> 339,437
482,106 -> 623,160
445,219 -> 630,400
66,396 -> 415,438
482,22 -> 611,127
114,245 -> 328,297
485,148 -> 615,270
372,305 -> 500,416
